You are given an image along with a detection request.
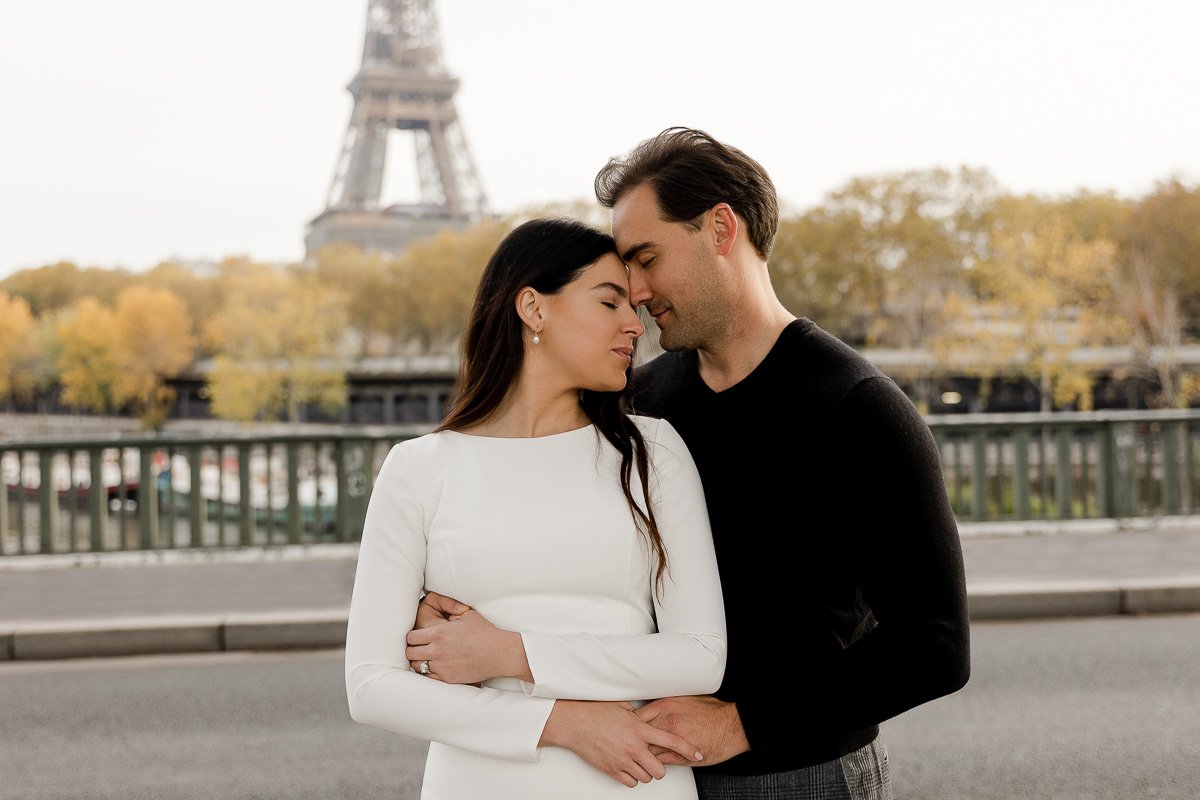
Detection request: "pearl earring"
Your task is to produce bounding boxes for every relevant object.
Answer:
[532,330,541,345]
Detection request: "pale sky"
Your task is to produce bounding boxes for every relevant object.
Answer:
[2,0,1198,278]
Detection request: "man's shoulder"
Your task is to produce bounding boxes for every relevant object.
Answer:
[630,350,693,415]
[786,319,877,371]
[775,319,887,405]
[634,349,692,383]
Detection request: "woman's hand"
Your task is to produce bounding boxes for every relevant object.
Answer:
[406,609,531,685]
[413,591,471,630]
[540,700,705,788]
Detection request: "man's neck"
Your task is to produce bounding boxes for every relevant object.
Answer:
[696,304,796,393]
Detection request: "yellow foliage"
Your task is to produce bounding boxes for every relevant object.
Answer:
[111,285,197,429]
[392,219,512,350]
[204,263,349,422]
[207,358,287,422]
[962,197,1128,409]
[55,298,121,412]
[1178,374,1200,408]
[0,292,39,401]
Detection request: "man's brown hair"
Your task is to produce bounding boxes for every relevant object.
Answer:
[594,127,779,260]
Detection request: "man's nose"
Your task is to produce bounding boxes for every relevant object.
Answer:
[627,265,652,307]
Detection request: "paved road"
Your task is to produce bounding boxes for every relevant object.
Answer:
[883,613,1200,799]
[3,614,1197,800]
[0,650,425,800]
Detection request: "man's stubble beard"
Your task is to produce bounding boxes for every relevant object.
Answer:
[655,246,735,353]
[655,293,734,353]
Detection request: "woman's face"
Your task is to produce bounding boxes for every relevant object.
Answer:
[536,253,645,393]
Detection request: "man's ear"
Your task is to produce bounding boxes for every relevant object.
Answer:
[709,203,739,256]
[515,287,543,333]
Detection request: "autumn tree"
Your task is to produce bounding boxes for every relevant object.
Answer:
[389,219,511,351]
[774,167,998,409]
[110,285,197,429]
[55,297,122,413]
[971,196,1129,411]
[0,261,132,316]
[26,311,68,413]
[1112,179,1200,407]
[204,263,349,422]
[309,243,393,357]
[770,205,881,344]
[0,292,40,409]
[137,261,222,354]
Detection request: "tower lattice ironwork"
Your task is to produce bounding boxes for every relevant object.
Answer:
[305,0,489,257]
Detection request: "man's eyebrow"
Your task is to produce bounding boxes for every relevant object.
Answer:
[591,281,629,298]
[620,241,653,263]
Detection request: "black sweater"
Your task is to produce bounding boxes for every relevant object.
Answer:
[631,318,970,775]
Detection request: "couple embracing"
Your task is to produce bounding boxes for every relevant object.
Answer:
[344,127,971,800]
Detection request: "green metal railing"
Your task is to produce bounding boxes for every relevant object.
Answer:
[6,410,1200,557]
[0,428,425,557]
[927,409,1200,522]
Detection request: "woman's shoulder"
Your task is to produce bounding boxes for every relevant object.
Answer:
[381,430,457,470]
[629,414,691,455]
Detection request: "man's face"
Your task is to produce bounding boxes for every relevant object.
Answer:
[610,183,731,352]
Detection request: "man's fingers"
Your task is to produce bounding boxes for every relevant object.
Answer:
[647,729,703,764]
[656,752,692,767]
[422,592,471,616]
[633,700,662,722]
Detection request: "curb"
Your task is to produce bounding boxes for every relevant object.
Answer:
[957,514,1200,538]
[967,576,1200,620]
[1,609,349,662]
[4,579,1200,662]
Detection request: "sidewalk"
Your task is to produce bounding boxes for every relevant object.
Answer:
[3,519,1200,661]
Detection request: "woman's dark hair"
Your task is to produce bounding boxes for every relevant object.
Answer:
[437,218,668,586]
[594,126,780,260]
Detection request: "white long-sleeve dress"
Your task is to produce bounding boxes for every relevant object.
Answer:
[345,416,727,799]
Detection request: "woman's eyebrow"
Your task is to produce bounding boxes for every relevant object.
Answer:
[590,281,629,298]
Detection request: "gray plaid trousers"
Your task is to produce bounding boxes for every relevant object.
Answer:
[694,738,892,800]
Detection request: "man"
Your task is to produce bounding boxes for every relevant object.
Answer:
[415,127,970,798]
[593,127,970,798]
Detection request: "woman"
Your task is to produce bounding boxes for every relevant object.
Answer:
[344,218,727,799]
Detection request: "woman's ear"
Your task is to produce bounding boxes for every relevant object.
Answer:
[515,287,543,334]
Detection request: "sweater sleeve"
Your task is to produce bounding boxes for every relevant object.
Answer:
[344,442,555,762]
[737,377,971,752]
[518,419,728,701]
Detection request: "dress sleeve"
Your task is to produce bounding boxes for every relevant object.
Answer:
[518,419,727,701]
[344,441,555,762]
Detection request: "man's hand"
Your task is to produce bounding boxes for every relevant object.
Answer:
[541,700,705,788]
[413,591,472,630]
[636,695,749,767]
[406,609,530,685]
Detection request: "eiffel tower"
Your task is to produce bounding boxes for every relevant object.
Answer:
[305,0,489,258]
